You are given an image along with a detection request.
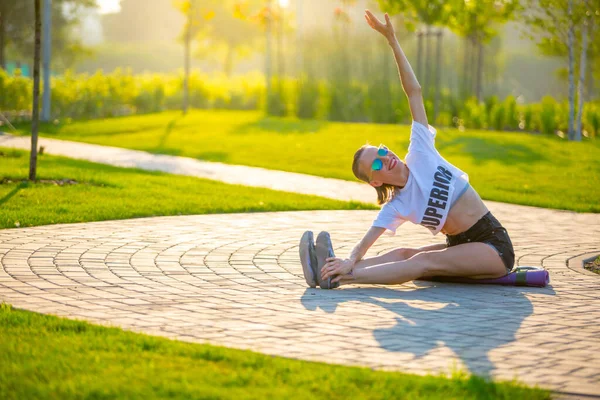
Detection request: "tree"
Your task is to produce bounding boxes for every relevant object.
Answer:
[185,1,263,76]
[522,0,592,140]
[378,0,450,119]
[0,0,96,71]
[206,1,263,76]
[102,0,184,43]
[30,0,42,181]
[447,0,520,101]
[378,0,448,85]
[0,2,32,69]
[174,0,217,113]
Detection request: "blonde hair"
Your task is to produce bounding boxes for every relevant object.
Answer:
[352,144,400,206]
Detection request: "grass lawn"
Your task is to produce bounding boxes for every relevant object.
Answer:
[0,147,374,229]
[13,109,600,213]
[0,303,550,400]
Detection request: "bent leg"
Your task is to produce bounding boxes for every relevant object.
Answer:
[341,242,506,286]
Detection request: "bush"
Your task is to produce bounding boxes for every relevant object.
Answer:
[266,79,287,117]
[539,96,558,135]
[1,68,598,142]
[462,97,486,129]
[296,76,321,120]
[503,95,519,130]
[491,104,505,131]
[327,81,368,122]
[366,80,395,124]
[522,104,536,132]
[585,103,600,138]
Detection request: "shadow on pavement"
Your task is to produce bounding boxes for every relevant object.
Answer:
[300,283,556,377]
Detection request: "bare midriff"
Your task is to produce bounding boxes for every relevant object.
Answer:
[441,185,489,236]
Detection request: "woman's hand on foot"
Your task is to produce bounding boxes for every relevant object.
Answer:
[322,257,354,282]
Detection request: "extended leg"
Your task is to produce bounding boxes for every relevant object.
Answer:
[352,242,447,271]
[339,242,506,286]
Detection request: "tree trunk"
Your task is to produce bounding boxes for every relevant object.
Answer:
[30,0,42,181]
[463,37,470,99]
[434,30,442,122]
[424,26,431,100]
[224,44,234,76]
[0,11,5,70]
[295,0,302,77]
[567,0,575,140]
[470,36,477,97]
[182,4,191,114]
[417,30,423,82]
[475,38,484,102]
[265,0,272,107]
[576,15,588,141]
[277,5,284,79]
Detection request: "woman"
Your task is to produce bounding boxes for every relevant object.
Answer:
[300,10,514,290]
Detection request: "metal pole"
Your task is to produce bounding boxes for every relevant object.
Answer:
[41,0,52,122]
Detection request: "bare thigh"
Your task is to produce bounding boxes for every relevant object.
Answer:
[419,242,508,279]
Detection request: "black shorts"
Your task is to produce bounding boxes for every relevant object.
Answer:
[445,211,515,273]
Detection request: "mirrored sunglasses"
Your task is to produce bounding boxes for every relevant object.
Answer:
[371,145,389,171]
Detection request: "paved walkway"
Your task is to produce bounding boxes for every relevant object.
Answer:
[1,134,600,396]
[0,134,373,204]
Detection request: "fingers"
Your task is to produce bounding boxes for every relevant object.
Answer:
[321,265,339,280]
[365,9,383,26]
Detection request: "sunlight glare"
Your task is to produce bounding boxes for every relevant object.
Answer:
[97,0,121,14]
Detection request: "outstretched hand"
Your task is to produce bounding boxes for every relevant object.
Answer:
[364,10,396,42]
[321,257,354,283]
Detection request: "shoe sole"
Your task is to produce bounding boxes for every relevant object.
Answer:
[299,231,317,288]
[315,231,339,289]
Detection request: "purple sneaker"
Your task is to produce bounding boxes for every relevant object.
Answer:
[299,231,318,288]
[315,231,340,289]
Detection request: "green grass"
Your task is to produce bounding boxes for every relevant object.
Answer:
[0,303,550,400]
[12,109,600,212]
[0,147,374,229]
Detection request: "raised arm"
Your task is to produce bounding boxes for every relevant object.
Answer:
[321,226,385,282]
[365,10,428,126]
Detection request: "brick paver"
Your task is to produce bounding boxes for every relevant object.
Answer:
[1,203,599,395]
[1,134,600,395]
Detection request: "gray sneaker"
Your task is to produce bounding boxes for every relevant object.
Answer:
[315,231,340,289]
[299,231,318,288]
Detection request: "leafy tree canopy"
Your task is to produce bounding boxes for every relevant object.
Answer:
[0,0,96,70]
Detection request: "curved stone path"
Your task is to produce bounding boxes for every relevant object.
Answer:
[1,201,599,396]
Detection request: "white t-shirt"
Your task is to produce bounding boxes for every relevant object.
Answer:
[372,121,470,236]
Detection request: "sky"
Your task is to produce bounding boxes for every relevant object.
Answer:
[97,0,121,14]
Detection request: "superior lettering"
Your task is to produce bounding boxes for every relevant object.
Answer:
[421,166,453,231]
